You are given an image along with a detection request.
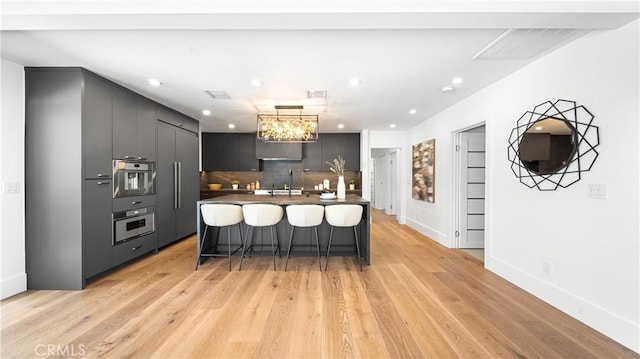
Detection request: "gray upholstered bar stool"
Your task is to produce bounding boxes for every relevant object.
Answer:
[196,204,244,271]
[284,205,325,271]
[240,204,284,271]
[324,204,364,271]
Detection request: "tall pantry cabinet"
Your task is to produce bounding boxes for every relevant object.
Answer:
[25,68,113,289]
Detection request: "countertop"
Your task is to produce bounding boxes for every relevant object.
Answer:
[198,193,369,205]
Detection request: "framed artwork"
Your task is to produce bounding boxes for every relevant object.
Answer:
[412,139,435,202]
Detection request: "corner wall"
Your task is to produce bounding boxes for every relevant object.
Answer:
[404,20,639,352]
[1,58,26,299]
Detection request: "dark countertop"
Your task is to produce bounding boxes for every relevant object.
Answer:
[198,193,369,205]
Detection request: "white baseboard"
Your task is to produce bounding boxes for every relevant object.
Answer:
[487,256,639,354]
[403,217,449,247]
[1,273,27,300]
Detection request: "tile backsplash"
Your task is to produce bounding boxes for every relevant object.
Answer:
[200,161,361,190]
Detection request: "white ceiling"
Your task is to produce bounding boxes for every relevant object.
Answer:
[1,1,638,133]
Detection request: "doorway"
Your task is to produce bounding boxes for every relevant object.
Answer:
[371,148,399,216]
[454,125,486,253]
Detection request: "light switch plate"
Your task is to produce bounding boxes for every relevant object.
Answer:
[2,182,21,194]
[588,183,606,199]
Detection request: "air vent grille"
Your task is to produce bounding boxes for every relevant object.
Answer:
[203,89,232,99]
[473,28,588,60]
[306,90,327,99]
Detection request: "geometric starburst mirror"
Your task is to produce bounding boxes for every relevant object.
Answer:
[508,99,600,191]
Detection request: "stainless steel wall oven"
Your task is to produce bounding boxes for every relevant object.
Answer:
[113,159,156,198]
[113,207,155,245]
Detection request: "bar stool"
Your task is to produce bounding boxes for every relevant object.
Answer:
[284,205,325,271]
[324,204,363,271]
[196,204,244,271]
[241,204,284,271]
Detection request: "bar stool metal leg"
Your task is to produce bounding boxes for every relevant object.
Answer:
[285,226,295,271]
[314,226,321,271]
[324,226,335,271]
[353,226,362,271]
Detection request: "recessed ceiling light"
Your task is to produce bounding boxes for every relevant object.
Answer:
[390,124,396,128]
[338,124,344,129]
[202,109,211,116]
[147,78,162,86]
[349,78,361,87]
[441,86,454,93]
[452,77,463,85]
[251,79,263,87]
[228,124,236,129]
[535,126,543,130]
[409,109,417,115]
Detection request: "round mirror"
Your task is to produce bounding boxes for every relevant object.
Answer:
[518,117,577,175]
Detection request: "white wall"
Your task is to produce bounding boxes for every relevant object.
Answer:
[1,58,26,299]
[403,20,639,352]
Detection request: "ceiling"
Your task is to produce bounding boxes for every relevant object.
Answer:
[1,1,638,133]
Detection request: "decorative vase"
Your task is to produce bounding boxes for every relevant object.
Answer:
[232,184,239,190]
[349,184,355,190]
[337,175,346,199]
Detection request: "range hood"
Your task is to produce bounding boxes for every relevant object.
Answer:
[255,139,302,160]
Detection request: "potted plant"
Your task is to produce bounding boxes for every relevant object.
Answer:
[231,180,240,190]
[348,179,357,190]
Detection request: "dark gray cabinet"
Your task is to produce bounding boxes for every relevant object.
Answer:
[157,106,199,133]
[83,179,113,278]
[25,67,114,289]
[302,136,323,171]
[83,71,113,179]
[202,132,259,171]
[340,133,361,172]
[157,120,199,248]
[113,88,157,161]
[237,133,260,171]
[301,133,360,172]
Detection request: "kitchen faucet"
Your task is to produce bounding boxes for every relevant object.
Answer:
[288,169,293,197]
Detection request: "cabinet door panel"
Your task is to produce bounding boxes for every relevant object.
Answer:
[340,133,361,171]
[321,134,340,171]
[112,87,138,159]
[237,133,259,171]
[176,129,199,239]
[83,73,113,179]
[302,136,322,171]
[157,121,177,247]
[83,179,113,278]
[137,97,157,161]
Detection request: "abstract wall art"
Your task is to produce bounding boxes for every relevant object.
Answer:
[412,139,435,202]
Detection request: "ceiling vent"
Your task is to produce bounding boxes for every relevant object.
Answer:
[306,90,327,99]
[472,28,588,60]
[203,89,232,99]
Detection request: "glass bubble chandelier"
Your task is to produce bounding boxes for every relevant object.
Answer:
[257,105,318,143]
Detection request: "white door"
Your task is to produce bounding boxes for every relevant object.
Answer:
[458,127,486,248]
[386,151,398,215]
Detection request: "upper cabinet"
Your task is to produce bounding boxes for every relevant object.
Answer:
[112,87,157,161]
[202,132,260,171]
[303,133,360,171]
[156,106,199,134]
[82,71,114,179]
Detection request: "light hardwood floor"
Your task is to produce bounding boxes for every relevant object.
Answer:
[1,210,637,358]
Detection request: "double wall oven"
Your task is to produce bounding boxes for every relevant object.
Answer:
[112,159,156,245]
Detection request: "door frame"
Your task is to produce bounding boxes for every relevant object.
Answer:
[451,122,486,248]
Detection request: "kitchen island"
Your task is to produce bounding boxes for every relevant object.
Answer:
[196,194,370,267]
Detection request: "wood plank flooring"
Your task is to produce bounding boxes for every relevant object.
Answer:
[1,209,637,358]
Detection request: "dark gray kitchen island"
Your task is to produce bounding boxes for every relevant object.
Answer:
[196,194,371,267]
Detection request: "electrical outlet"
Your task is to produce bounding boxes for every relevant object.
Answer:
[588,183,606,199]
[3,182,21,194]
